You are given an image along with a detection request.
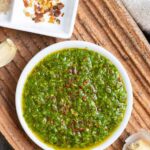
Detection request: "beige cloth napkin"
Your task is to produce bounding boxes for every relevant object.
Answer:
[121,0,150,33]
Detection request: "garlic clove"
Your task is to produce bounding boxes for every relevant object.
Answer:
[123,130,150,150]
[0,39,17,68]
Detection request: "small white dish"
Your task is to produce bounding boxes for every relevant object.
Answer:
[16,41,133,150]
[0,0,79,38]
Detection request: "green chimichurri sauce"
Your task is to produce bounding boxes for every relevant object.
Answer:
[22,48,127,149]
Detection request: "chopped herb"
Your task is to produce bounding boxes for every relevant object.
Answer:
[22,48,127,149]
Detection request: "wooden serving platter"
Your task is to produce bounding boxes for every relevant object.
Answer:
[0,0,150,149]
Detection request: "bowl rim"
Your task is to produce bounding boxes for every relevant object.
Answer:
[15,41,133,150]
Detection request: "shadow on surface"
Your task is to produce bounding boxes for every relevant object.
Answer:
[144,32,150,43]
[0,133,13,150]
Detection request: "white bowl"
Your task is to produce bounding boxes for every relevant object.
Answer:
[16,41,133,150]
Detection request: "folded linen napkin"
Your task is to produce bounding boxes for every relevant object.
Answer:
[121,0,150,33]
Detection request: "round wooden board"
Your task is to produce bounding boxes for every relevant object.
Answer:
[0,0,150,150]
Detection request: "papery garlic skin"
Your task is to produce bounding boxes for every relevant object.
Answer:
[128,139,150,150]
[123,130,150,150]
[0,39,17,67]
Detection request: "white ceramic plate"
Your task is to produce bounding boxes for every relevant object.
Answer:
[16,41,133,150]
[0,0,79,38]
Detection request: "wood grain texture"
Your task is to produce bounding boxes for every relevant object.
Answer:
[0,0,150,150]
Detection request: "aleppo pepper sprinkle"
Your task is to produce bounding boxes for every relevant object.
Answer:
[23,0,64,24]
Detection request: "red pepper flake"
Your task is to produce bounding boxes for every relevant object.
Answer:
[118,76,122,81]
[56,19,61,24]
[65,84,70,88]
[83,80,89,85]
[61,12,64,17]
[57,3,64,10]
[23,0,29,7]
[49,16,55,23]
[73,128,85,133]
[23,0,65,24]
[33,12,43,23]
[25,12,31,17]
[79,86,83,90]
[82,96,86,101]
[54,9,61,17]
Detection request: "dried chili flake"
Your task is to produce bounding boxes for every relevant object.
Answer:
[25,11,31,17]
[57,3,64,10]
[56,19,60,24]
[23,0,29,7]
[61,12,64,17]
[23,0,64,24]
[49,16,55,23]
